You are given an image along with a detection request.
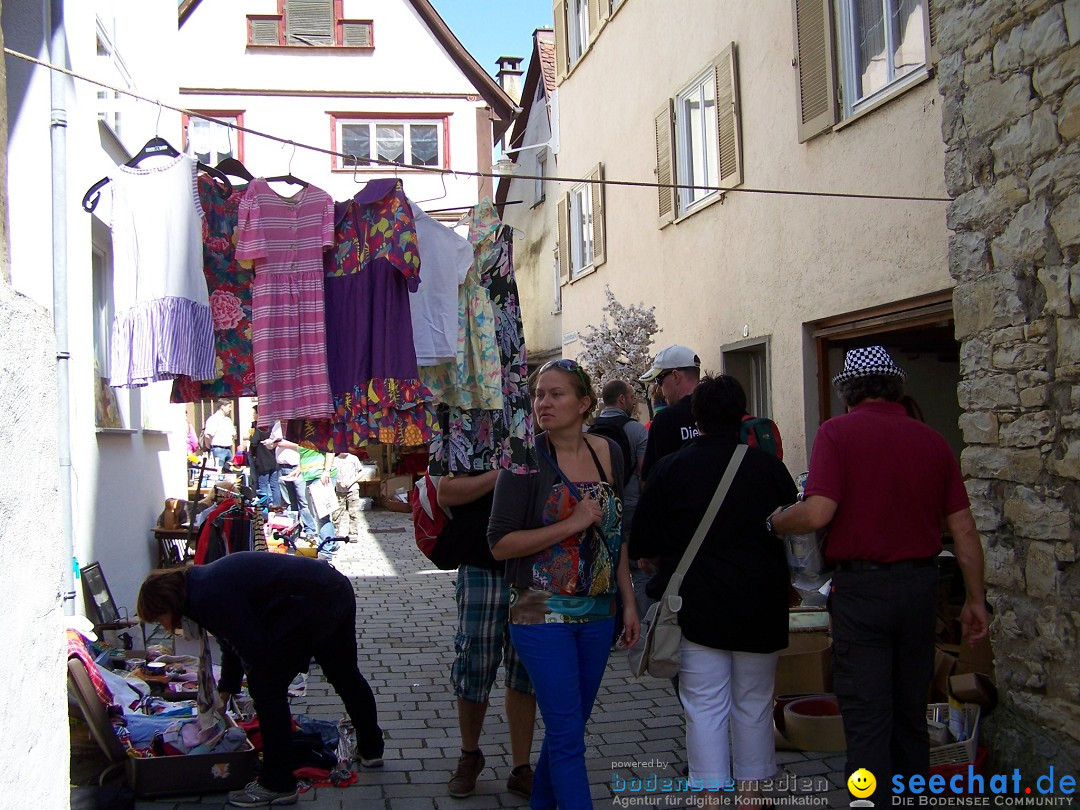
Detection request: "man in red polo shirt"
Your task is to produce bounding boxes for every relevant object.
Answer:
[768,346,988,797]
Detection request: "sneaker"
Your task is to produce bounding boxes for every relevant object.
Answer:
[227,780,298,807]
[448,750,485,798]
[506,764,533,799]
[360,755,384,768]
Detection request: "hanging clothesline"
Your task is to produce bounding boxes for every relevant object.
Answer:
[4,46,952,204]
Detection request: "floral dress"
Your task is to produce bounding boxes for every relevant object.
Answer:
[172,175,256,402]
[428,199,536,474]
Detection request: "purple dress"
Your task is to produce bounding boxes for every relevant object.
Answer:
[292,179,437,451]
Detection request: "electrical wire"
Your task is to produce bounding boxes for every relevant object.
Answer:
[5,46,952,204]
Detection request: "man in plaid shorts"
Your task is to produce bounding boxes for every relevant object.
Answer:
[438,471,536,799]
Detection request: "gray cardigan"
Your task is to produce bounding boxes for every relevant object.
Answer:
[487,432,625,590]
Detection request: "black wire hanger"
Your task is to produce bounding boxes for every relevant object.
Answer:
[82,135,234,213]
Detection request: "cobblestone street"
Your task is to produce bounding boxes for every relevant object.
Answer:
[108,511,849,809]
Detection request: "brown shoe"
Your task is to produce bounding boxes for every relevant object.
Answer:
[448,750,485,798]
[506,764,533,799]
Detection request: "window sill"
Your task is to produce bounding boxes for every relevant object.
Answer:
[246,45,373,53]
[668,188,728,227]
[332,165,445,173]
[96,428,137,435]
[569,265,597,284]
[531,196,545,209]
[833,66,933,133]
[142,429,171,436]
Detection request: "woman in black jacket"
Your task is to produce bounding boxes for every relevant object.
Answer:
[137,552,384,807]
[630,375,796,807]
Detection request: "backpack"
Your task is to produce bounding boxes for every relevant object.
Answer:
[588,413,636,485]
[408,473,459,570]
[740,415,783,460]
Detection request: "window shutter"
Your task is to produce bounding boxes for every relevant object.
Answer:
[285,0,334,45]
[554,0,569,81]
[926,0,941,65]
[557,193,571,285]
[714,42,743,189]
[342,21,373,47]
[249,17,281,46]
[791,0,837,143]
[590,163,606,268]
[654,100,676,227]
[588,0,603,42]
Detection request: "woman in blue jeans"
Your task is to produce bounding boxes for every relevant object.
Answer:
[488,359,640,809]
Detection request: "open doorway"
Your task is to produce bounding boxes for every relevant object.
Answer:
[811,291,962,458]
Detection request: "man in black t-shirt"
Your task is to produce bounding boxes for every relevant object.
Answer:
[639,345,702,483]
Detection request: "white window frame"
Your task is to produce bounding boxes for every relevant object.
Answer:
[836,0,929,117]
[534,150,547,206]
[569,0,589,64]
[568,182,594,279]
[186,115,241,166]
[92,238,133,431]
[335,118,445,170]
[93,15,132,144]
[674,68,720,214]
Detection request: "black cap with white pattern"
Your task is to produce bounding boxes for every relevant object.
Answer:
[831,345,907,387]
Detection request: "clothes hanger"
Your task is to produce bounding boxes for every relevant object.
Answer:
[214,127,254,182]
[215,156,254,182]
[264,141,308,188]
[82,107,233,212]
[413,170,448,206]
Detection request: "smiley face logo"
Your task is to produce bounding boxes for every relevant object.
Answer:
[847,768,877,798]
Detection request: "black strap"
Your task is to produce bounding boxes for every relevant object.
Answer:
[545,435,608,486]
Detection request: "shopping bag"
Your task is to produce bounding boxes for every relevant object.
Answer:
[628,576,684,679]
[305,479,339,520]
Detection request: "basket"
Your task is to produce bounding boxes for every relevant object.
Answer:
[927,703,981,766]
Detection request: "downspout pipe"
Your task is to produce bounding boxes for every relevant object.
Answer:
[47,0,75,615]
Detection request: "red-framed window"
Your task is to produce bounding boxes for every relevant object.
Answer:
[330,113,450,171]
[247,0,374,48]
[181,111,245,165]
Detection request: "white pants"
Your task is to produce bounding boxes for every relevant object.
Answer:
[679,637,779,787]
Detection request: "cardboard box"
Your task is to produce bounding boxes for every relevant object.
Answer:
[774,633,832,695]
[380,475,413,507]
[948,672,997,710]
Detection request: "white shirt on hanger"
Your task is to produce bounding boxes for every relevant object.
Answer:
[409,205,473,367]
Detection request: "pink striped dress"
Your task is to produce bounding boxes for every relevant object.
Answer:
[235,180,335,426]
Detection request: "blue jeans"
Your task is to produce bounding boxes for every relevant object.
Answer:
[510,617,615,810]
[279,467,315,534]
[211,446,231,468]
[255,469,281,507]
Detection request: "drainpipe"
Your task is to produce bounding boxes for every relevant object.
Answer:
[47,0,75,615]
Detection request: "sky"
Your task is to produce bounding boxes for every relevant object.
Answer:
[428,0,554,78]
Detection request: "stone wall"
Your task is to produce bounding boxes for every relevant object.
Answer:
[939,0,1080,776]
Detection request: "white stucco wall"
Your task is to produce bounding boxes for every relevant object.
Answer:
[178,0,494,209]
[502,82,561,360]
[5,0,189,622]
[1,3,68,802]
[551,0,951,472]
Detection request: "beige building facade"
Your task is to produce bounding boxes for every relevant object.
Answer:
[521,0,960,472]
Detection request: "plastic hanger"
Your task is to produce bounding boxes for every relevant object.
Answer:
[82,123,233,213]
[215,156,254,182]
[265,142,308,188]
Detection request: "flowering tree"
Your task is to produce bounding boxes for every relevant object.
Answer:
[578,286,661,411]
